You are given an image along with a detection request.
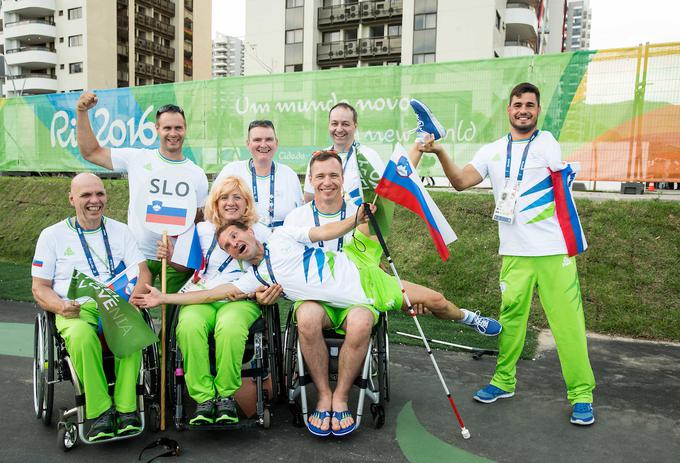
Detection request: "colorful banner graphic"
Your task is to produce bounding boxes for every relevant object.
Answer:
[1,43,679,181]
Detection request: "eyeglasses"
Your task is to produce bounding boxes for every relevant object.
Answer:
[155,104,185,118]
[138,438,181,463]
[248,119,275,131]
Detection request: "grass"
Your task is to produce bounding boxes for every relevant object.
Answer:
[2,176,680,348]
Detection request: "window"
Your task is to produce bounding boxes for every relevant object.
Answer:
[68,7,82,20]
[59,10,64,16]
[323,31,341,43]
[285,64,303,72]
[388,24,401,37]
[344,28,358,40]
[369,25,384,37]
[285,29,303,44]
[415,13,436,30]
[413,53,435,64]
[59,37,64,43]
[60,64,65,70]
[68,35,83,47]
[496,11,501,31]
[287,0,304,7]
[69,62,83,74]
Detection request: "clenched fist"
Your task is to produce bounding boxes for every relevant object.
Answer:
[76,91,98,112]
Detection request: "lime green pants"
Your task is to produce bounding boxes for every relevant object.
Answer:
[56,302,141,419]
[175,300,261,404]
[491,255,596,404]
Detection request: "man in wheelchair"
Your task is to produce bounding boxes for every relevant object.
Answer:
[136,202,502,436]
[31,173,152,441]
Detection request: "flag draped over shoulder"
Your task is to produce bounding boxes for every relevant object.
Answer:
[171,224,204,271]
[67,270,158,357]
[375,144,457,261]
[550,164,587,257]
[355,148,395,236]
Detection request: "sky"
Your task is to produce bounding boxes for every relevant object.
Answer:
[212,0,680,50]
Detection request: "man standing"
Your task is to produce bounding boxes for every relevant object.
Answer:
[76,94,209,293]
[425,82,596,425]
[303,103,385,206]
[32,173,151,441]
[214,120,302,229]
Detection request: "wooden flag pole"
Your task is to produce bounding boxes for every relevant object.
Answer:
[160,231,168,431]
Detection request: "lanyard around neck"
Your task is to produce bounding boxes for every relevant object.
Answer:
[249,159,276,226]
[342,141,357,175]
[252,243,278,287]
[311,200,346,251]
[74,218,115,279]
[505,130,539,183]
[203,234,233,275]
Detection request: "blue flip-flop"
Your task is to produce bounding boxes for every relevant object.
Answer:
[306,410,332,437]
[331,410,356,437]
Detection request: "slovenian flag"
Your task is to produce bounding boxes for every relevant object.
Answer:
[107,264,139,302]
[375,144,457,261]
[551,164,587,257]
[32,260,44,268]
[145,200,187,226]
[171,224,204,271]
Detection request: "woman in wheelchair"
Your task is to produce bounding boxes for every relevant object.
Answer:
[150,176,271,426]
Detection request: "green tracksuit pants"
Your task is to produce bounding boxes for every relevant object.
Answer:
[56,302,141,419]
[175,300,261,404]
[490,255,596,404]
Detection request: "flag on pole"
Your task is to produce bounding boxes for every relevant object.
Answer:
[107,265,139,302]
[171,223,204,271]
[375,144,457,261]
[67,270,158,357]
[550,164,588,257]
[356,149,396,237]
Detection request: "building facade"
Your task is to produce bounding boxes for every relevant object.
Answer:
[212,32,244,78]
[564,0,590,51]
[0,0,211,97]
[244,0,566,75]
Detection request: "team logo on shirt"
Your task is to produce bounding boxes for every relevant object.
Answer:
[64,247,74,256]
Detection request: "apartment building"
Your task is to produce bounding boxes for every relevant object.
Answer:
[564,0,590,51]
[244,0,566,75]
[212,32,244,78]
[0,0,211,97]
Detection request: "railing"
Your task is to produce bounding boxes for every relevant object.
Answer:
[506,2,535,12]
[5,18,55,26]
[6,46,55,53]
[317,36,401,62]
[137,0,176,16]
[135,13,175,38]
[135,37,175,60]
[504,40,534,49]
[135,62,175,81]
[318,1,402,27]
[6,73,57,80]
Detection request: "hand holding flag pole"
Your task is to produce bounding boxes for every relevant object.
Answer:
[363,204,470,439]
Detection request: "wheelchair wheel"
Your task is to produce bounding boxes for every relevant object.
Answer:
[33,314,45,419]
[57,421,77,451]
[282,320,303,427]
[376,315,390,404]
[42,314,55,426]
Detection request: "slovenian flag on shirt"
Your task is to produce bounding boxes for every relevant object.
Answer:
[171,224,204,271]
[550,164,587,257]
[375,144,457,261]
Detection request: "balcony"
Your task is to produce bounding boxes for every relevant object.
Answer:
[2,0,56,17]
[135,13,175,38]
[505,2,538,42]
[359,0,403,23]
[4,46,57,69]
[503,40,535,57]
[317,36,401,63]
[137,0,176,16]
[135,37,175,60]
[318,1,403,29]
[3,19,56,41]
[4,73,58,94]
[318,3,360,29]
[117,44,128,56]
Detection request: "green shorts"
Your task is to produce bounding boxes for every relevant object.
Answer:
[293,230,403,335]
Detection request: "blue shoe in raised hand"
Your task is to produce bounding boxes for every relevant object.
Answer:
[409,98,447,141]
[570,402,595,426]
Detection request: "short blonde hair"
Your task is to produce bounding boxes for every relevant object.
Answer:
[205,176,259,228]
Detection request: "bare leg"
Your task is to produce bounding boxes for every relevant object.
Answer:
[296,301,332,431]
[332,306,373,432]
[401,280,464,320]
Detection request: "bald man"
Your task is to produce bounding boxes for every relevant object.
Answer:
[32,173,151,441]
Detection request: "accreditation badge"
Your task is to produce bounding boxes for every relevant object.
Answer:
[178,278,207,294]
[492,182,520,224]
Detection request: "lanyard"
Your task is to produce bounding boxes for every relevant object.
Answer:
[249,159,276,227]
[311,200,346,251]
[74,218,115,279]
[505,130,539,183]
[252,243,278,287]
[203,235,233,274]
[342,141,357,175]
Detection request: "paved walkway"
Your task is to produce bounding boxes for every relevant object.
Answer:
[2,300,679,462]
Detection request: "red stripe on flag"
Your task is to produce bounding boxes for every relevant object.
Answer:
[145,214,186,226]
[550,170,578,257]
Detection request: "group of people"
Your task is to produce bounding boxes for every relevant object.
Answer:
[31,81,595,444]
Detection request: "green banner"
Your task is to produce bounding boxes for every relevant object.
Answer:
[67,270,158,357]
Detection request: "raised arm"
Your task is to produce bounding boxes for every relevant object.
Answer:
[76,91,113,170]
[422,141,482,191]
[307,203,375,242]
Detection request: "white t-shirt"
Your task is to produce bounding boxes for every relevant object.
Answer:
[111,148,209,260]
[231,226,371,309]
[194,221,271,289]
[303,143,385,205]
[213,160,303,228]
[32,217,145,300]
[469,130,571,256]
[283,200,358,252]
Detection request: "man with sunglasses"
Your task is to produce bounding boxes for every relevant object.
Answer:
[76,93,209,294]
[213,120,302,229]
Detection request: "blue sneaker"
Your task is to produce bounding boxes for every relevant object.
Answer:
[409,99,446,141]
[473,384,515,403]
[570,403,595,425]
[468,311,502,336]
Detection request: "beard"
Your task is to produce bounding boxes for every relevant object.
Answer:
[509,117,537,134]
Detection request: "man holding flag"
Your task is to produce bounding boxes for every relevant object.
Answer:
[31,173,152,441]
[420,83,596,426]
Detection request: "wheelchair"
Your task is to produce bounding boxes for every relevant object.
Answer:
[166,302,283,431]
[283,307,390,430]
[32,309,160,451]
